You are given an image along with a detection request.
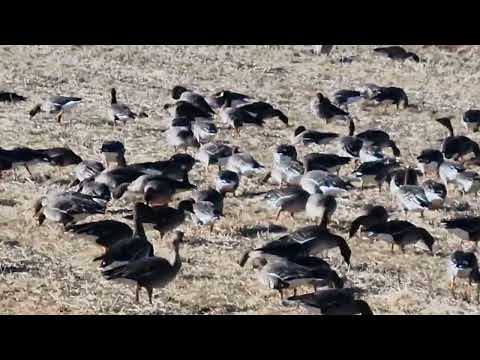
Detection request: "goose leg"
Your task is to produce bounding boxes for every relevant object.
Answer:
[391,243,395,254]
[450,277,457,298]
[135,284,141,303]
[147,287,154,305]
[209,223,214,233]
[293,288,297,297]
[24,165,34,179]
[55,111,64,123]
[275,208,282,221]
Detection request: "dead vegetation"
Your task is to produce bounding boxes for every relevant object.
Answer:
[1,45,480,314]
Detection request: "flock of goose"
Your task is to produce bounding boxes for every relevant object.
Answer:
[2,45,480,314]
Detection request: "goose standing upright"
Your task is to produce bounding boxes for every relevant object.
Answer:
[110,88,137,125]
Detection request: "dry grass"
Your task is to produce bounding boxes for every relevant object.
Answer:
[1,45,480,314]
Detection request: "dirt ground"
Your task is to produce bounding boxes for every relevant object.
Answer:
[1,45,479,314]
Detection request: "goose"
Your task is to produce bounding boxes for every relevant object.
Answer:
[250,255,344,300]
[100,140,126,168]
[206,90,251,110]
[421,180,447,209]
[171,86,215,116]
[441,217,480,248]
[395,184,431,217]
[112,174,196,206]
[237,101,289,126]
[180,198,221,232]
[218,104,265,136]
[39,147,83,168]
[192,188,224,215]
[303,153,351,174]
[97,203,154,271]
[123,202,189,239]
[263,186,310,220]
[239,225,351,266]
[310,93,351,124]
[163,101,213,120]
[292,126,339,147]
[110,88,137,125]
[224,150,264,176]
[454,170,480,196]
[333,89,365,111]
[436,117,480,161]
[102,231,184,305]
[65,220,133,255]
[215,170,240,196]
[0,146,50,178]
[369,86,409,111]
[358,145,385,163]
[70,160,105,186]
[283,288,374,315]
[273,144,298,163]
[463,109,480,132]
[338,120,364,160]
[300,170,354,196]
[367,221,434,254]
[129,154,196,179]
[305,193,337,226]
[267,157,304,187]
[447,251,480,301]
[416,149,465,184]
[195,142,234,171]
[77,178,111,202]
[165,125,200,152]
[34,191,106,226]
[351,119,401,157]
[353,158,398,191]
[373,46,420,62]
[192,118,218,144]
[29,95,82,122]
[349,205,389,238]
[0,91,27,103]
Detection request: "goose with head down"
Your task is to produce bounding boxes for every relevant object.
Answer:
[436,117,480,161]
[300,169,354,196]
[310,92,351,124]
[349,205,389,239]
[29,95,82,123]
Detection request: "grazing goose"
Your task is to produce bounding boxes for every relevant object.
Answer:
[353,158,398,191]
[441,217,480,248]
[283,288,373,315]
[110,88,137,125]
[163,100,213,120]
[369,86,409,111]
[436,117,480,161]
[303,153,351,174]
[250,255,344,300]
[130,154,196,179]
[113,174,196,206]
[237,101,289,126]
[0,91,26,103]
[70,160,105,186]
[192,188,224,216]
[448,251,480,301]
[310,93,351,124]
[454,171,480,196]
[358,145,385,163]
[368,221,434,254]
[180,198,221,232]
[0,146,50,178]
[267,157,304,187]
[124,202,188,238]
[239,225,351,266]
[218,104,265,135]
[215,170,240,196]
[395,184,431,217]
[206,90,251,110]
[195,142,234,171]
[417,149,464,184]
[165,125,200,152]
[338,121,364,160]
[65,220,133,254]
[300,170,354,196]
[34,191,106,226]
[273,144,298,163]
[349,205,389,238]
[29,95,82,122]
[263,186,310,220]
[224,150,264,176]
[102,231,184,305]
[333,89,365,111]
[305,193,337,226]
[463,109,480,132]
[171,86,215,116]
[97,203,154,270]
[351,119,401,157]
[77,178,112,202]
[100,140,127,168]
[192,118,218,144]
[39,147,83,167]
[291,126,339,148]
[373,46,420,62]
[421,180,447,209]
